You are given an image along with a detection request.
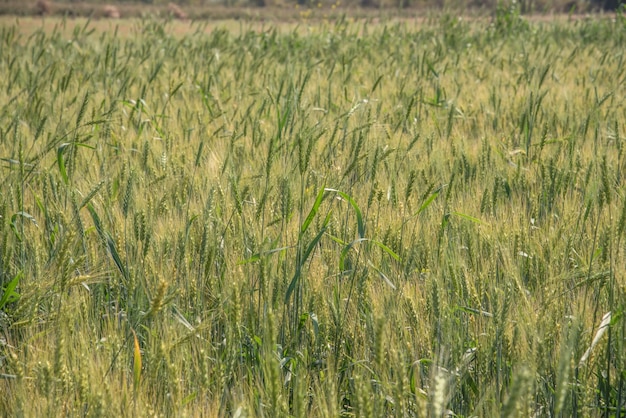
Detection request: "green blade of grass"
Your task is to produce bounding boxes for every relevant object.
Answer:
[0,271,22,309]
[451,211,484,224]
[301,187,326,236]
[57,143,70,185]
[86,204,128,281]
[326,189,365,239]
[238,246,291,265]
[105,232,128,282]
[370,239,401,262]
[326,233,348,246]
[286,212,331,303]
[414,185,444,217]
[86,203,104,240]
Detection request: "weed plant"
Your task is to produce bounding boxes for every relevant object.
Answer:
[0,15,625,417]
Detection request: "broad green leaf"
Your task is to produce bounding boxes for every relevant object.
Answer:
[301,188,325,236]
[86,204,128,281]
[0,271,22,309]
[370,239,401,262]
[57,143,70,185]
[106,232,128,281]
[86,204,104,240]
[338,191,365,239]
[326,233,348,246]
[413,185,444,218]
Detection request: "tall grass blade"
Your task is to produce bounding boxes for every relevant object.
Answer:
[301,187,325,236]
[86,203,128,280]
[326,189,365,239]
[285,212,331,303]
[57,143,70,185]
[0,271,21,309]
[410,185,444,220]
[452,211,484,225]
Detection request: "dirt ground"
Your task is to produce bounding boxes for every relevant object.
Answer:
[0,11,618,39]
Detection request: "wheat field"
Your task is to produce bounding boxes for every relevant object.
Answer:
[0,13,625,417]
